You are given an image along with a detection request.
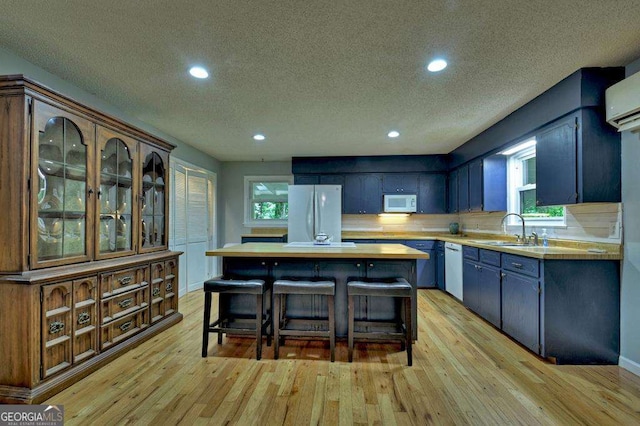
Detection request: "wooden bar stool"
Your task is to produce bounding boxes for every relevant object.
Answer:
[347,277,413,366]
[202,278,272,360]
[273,278,336,362]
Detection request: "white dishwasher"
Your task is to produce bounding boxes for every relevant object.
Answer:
[444,242,463,301]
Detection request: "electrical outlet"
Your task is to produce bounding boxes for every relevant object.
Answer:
[609,222,620,239]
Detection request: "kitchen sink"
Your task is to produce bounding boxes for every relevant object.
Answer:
[469,240,532,247]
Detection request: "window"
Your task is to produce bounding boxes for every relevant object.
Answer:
[244,176,292,226]
[505,139,565,226]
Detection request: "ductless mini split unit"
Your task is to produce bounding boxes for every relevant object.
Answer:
[606,70,640,132]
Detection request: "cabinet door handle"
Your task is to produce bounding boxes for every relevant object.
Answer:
[368,263,374,268]
[118,298,134,309]
[118,275,133,286]
[511,262,523,269]
[77,312,91,325]
[119,321,133,332]
[49,321,65,334]
[87,187,94,198]
[356,263,361,268]
[501,273,507,278]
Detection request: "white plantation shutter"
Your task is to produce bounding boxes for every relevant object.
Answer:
[173,165,187,246]
[187,172,208,243]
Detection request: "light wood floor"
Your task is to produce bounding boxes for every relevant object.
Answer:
[46,289,640,425]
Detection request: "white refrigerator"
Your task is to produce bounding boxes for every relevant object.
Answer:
[287,185,342,243]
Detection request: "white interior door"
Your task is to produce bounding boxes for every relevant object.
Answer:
[186,171,208,292]
[170,159,217,296]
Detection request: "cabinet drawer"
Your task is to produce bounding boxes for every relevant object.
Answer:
[101,286,149,324]
[405,240,436,251]
[101,309,149,350]
[463,246,479,261]
[502,254,539,278]
[100,266,149,298]
[479,249,501,267]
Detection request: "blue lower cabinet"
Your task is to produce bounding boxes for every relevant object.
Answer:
[502,270,540,353]
[405,240,436,288]
[463,260,480,312]
[479,264,501,328]
[436,245,445,290]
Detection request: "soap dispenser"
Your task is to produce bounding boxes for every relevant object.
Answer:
[542,228,549,247]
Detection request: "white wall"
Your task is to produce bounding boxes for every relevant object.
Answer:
[219,161,292,245]
[619,58,640,375]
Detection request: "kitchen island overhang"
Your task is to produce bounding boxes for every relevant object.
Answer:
[206,243,429,339]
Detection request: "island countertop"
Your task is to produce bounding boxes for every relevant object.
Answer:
[206,242,430,260]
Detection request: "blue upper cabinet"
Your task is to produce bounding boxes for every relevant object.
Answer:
[294,174,320,185]
[457,164,470,212]
[536,115,578,206]
[535,109,620,206]
[382,173,418,193]
[417,173,447,214]
[453,156,506,213]
[344,174,382,214]
[448,169,459,213]
[468,159,483,211]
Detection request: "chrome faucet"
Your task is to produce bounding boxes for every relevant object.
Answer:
[501,213,526,243]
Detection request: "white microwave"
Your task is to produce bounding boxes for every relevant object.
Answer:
[383,194,417,213]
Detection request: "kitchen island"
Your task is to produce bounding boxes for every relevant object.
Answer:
[205,243,429,338]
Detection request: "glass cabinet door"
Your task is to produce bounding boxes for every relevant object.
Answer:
[96,127,137,259]
[140,147,169,252]
[32,101,95,268]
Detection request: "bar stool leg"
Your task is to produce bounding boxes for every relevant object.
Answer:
[405,297,412,366]
[328,295,335,362]
[348,295,355,362]
[202,290,212,357]
[217,294,224,345]
[266,289,272,347]
[273,293,281,360]
[398,298,405,351]
[256,293,263,360]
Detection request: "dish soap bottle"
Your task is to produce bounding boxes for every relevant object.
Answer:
[542,228,549,247]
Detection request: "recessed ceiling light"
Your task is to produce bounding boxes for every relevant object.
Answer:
[253,134,266,141]
[189,66,209,79]
[427,59,447,72]
[387,130,400,138]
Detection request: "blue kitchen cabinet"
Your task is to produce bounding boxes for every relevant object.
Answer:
[344,174,382,214]
[535,115,578,206]
[435,242,445,290]
[294,174,320,185]
[241,235,287,243]
[405,240,436,288]
[468,159,483,212]
[462,248,502,328]
[320,174,345,186]
[535,109,621,206]
[418,173,447,214]
[458,165,470,212]
[502,269,540,353]
[448,169,459,213]
[456,156,506,213]
[382,173,418,193]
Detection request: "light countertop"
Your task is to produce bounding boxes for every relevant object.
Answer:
[341,232,622,260]
[206,243,430,260]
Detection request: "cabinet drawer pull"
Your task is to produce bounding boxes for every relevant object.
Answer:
[118,298,134,309]
[49,321,65,334]
[152,287,161,297]
[119,320,133,332]
[77,312,90,325]
[166,282,173,292]
[511,262,523,269]
[118,275,133,286]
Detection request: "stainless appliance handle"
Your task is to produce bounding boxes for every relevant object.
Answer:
[446,247,460,252]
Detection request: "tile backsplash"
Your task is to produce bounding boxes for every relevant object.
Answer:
[342,202,622,243]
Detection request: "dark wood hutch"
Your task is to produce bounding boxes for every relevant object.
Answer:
[0,75,182,403]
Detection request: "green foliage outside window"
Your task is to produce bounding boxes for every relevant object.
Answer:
[252,202,288,220]
[520,189,564,218]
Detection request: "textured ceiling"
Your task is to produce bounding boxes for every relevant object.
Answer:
[1,1,640,161]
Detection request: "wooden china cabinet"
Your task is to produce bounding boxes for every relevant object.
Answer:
[0,75,182,404]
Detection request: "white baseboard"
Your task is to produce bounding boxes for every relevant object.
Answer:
[619,356,640,377]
